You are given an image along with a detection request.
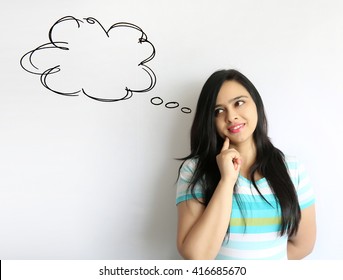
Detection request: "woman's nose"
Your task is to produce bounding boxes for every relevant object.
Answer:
[226,109,238,123]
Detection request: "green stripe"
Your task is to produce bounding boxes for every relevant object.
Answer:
[230,216,281,227]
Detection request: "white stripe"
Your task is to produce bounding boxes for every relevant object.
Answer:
[298,163,306,173]
[226,232,286,242]
[298,176,310,189]
[218,242,287,259]
[298,189,314,203]
[236,185,274,196]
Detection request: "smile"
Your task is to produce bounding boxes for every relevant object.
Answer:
[228,123,245,133]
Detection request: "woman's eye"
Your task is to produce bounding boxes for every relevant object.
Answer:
[236,100,245,107]
[214,108,224,117]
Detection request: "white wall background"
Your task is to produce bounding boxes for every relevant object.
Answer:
[0,0,342,259]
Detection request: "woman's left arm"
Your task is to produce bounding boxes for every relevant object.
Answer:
[287,204,316,259]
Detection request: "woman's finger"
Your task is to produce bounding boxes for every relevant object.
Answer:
[221,137,230,152]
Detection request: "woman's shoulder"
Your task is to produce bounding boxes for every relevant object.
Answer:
[176,157,204,204]
[283,154,314,207]
[283,154,298,165]
[282,154,305,171]
[177,157,201,186]
[180,157,199,172]
[282,154,310,185]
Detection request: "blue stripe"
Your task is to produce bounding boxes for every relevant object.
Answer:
[297,183,312,196]
[300,198,315,210]
[237,176,267,186]
[178,177,191,184]
[176,193,204,204]
[286,161,298,169]
[228,224,281,234]
[232,200,279,210]
[298,171,308,182]
[230,208,281,218]
[233,193,278,201]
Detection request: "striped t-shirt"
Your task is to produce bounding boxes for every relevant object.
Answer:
[176,156,315,260]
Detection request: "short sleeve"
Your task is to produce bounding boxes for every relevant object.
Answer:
[176,158,204,205]
[286,156,315,210]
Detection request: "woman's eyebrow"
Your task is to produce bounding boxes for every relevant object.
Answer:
[229,95,249,103]
[215,95,249,107]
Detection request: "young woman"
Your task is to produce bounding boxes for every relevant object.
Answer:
[176,69,316,260]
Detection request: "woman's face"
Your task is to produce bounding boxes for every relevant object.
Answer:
[214,80,258,146]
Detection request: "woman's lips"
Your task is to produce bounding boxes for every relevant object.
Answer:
[228,123,245,133]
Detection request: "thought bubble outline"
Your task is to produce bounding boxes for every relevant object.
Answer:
[20,15,157,102]
[150,97,192,114]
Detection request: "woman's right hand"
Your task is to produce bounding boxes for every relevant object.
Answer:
[216,137,242,184]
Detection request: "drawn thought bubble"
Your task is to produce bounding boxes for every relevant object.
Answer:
[20,16,156,102]
[20,16,192,113]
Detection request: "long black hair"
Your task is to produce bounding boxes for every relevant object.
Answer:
[179,69,301,236]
